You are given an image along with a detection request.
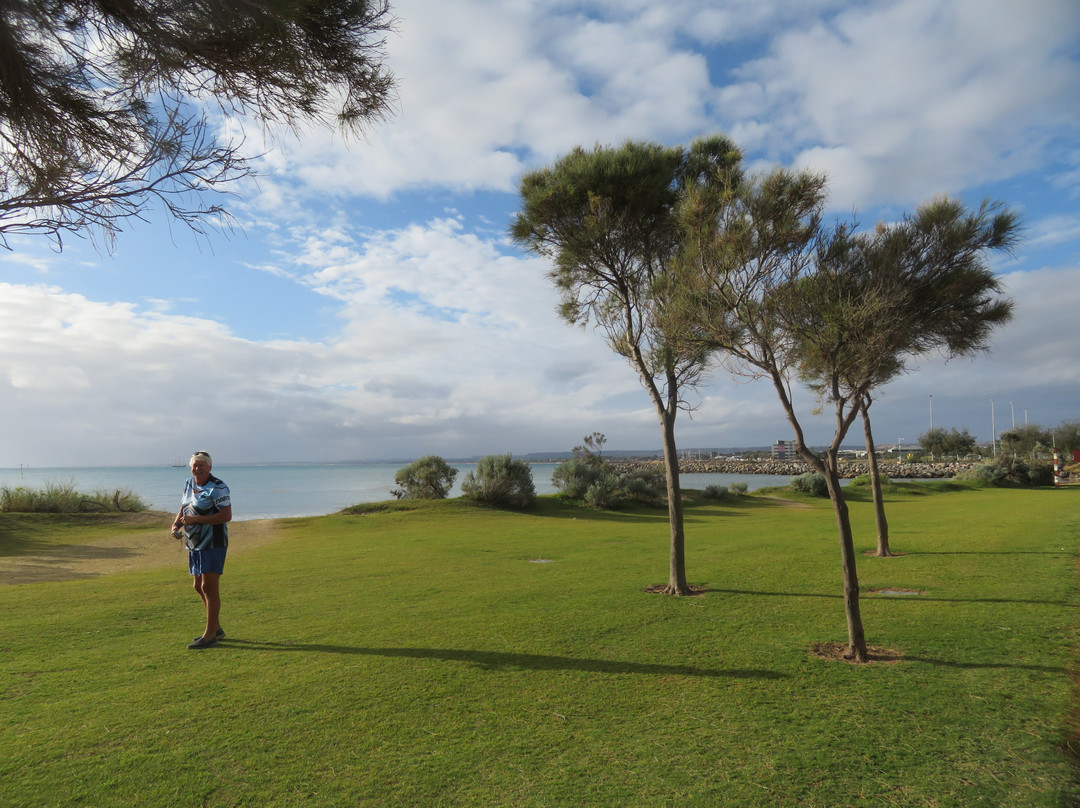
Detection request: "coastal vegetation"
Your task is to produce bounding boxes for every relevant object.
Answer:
[512,136,742,596]
[1,483,1077,806]
[514,132,1017,662]
[391,455,458,500]
[460,454,537,508]
[0,481,145,513]
[552,437,665,508]
[0,0,396,248]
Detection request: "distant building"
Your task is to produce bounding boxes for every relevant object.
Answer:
[772,440,789,460]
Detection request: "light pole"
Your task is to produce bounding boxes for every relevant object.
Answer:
[991,399,997,457]
[1010,401,1015,429]
[929,395,934,460]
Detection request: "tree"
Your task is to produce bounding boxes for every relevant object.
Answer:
[840,200,1016,556]
[573,432,607,463]
[511,136,741,595]
[0,0,396,250]
[1052,421,1080,457]
[392,455,458,500]
[669,169,1018,661]
[920,427,978,458]
[919,427,947,456]
[999,424,1053,458]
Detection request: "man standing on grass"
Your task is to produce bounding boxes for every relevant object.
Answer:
[172,451,232,650]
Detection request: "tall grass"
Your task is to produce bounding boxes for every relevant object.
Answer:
[1,485,1078,806]
[0,481,146,513]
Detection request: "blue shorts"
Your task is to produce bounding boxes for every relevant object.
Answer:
[189,545,227,576]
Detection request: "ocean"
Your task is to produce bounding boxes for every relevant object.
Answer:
[0,463,795,521]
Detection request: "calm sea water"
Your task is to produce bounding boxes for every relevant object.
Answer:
[0,463,794,521]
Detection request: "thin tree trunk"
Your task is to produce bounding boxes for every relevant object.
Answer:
[862,407,891,557]
[659,410,690,595]
[823,454,869,662]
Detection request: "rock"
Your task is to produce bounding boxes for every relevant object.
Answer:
[608,458,976,479]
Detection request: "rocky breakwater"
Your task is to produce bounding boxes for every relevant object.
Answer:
[610,458,976,479]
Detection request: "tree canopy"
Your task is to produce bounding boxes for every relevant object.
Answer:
[0,0,396,249]
[919,427,979,457]
[667,167,1019,660]
[510,135,742,595]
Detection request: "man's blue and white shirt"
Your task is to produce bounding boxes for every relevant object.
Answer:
[180,475,230,551]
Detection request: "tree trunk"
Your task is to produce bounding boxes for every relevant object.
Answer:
[770,372,870,660]
[862,408,891,557]
[822,454,869,662]
[659,411,691,595]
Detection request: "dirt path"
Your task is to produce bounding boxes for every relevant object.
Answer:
[0,514,284,585]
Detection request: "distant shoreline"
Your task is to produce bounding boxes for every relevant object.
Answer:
[610,458,976,479]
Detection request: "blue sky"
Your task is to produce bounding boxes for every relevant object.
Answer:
[1,0,1078,467]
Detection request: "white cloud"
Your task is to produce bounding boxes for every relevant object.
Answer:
[728,0,1080,207]
[1,0,1076,470]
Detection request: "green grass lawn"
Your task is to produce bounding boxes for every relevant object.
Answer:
[2,485,1078,807]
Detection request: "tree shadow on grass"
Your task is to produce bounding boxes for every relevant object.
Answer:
[902,655,1067,675]
[224,641,788,680]
[707,587,1075,608]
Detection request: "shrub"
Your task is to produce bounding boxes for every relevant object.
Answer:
[955,463,999,485]
[850,473,894,490]
[703,484,730,501]
[583,476,620,509]
[956,457,1047,487]
[730,481,748,495]
[791,472,828,498]
[619,468,663,504]
[0,482,146,513]
[553,460,663,508]
[552,458,606,499]
[1028,462,1055,487]
[392,455,458,499]
[460,454,536,508]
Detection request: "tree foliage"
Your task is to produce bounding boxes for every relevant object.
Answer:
[919,427,978,457]
[511,136,742,594]
[667,167,1019,661]
[460,454,536,509]
[392,455,458,500]
[0,0,396,249]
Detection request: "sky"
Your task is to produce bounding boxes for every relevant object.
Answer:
[1,0,1078,467]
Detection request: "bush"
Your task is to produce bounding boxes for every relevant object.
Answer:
[1028,462,1055,487]
[619,467,663,504]
[552,460,663,508]
[583,475,620,509]
[703,484,730,501]
[955,463,999,485]
[955,456,1051,487]
[552,458,606,499]
[460,454,536,508]
[392,455,458,499]
[791,472,828,498]
[0,482,146,513]
[730,481,748,495]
